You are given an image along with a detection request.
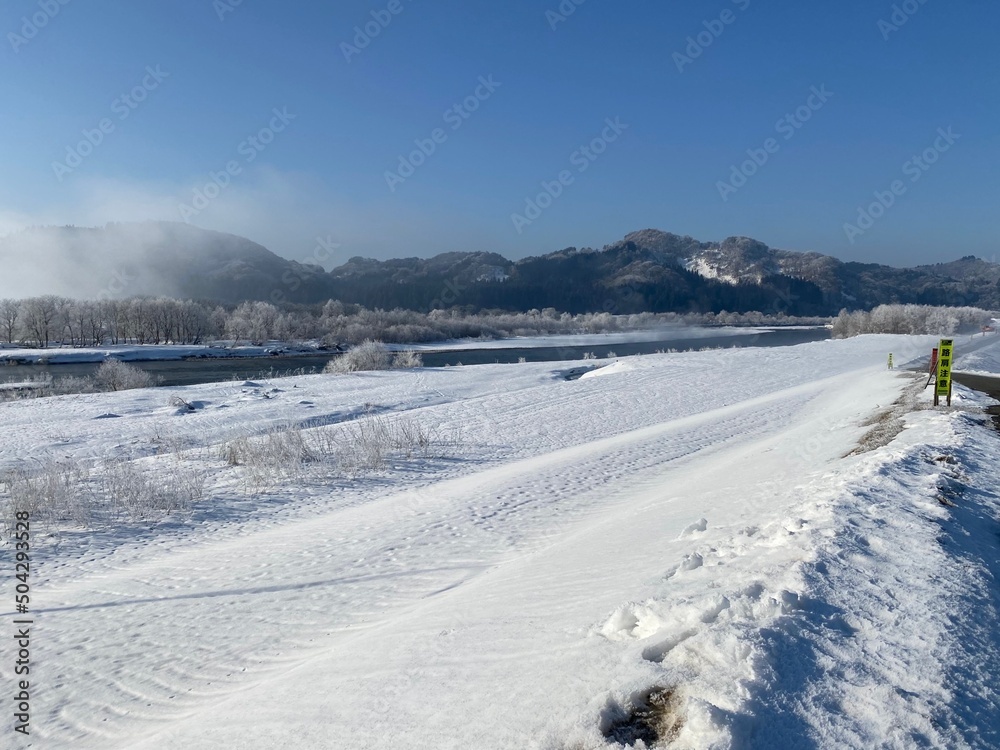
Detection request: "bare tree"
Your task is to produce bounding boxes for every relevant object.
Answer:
[88,302,109,345]
[66,300,91,347]
[176,300,210,344]
[126,298,155,344]
[23,296,59,348]
[0,299,20,344]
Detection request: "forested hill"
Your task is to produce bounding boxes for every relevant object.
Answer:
[2,223,998,315]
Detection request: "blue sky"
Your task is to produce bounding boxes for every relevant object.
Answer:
[1,0,997,268]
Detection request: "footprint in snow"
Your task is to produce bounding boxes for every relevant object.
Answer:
[642,629,698,663]
[678,518,708,538]
[600,603,665,641]
[665,552,704,579]
[679,552,704,572]
[700,594,731,623]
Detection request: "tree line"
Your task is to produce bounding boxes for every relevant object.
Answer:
[0,295,830,349]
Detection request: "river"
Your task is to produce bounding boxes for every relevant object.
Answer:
[0,327,830,389]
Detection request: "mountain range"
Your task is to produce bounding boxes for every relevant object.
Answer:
[1,222,997,316]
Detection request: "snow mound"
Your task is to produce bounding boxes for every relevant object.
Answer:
[579,360,632,379]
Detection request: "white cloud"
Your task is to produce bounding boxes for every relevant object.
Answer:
[0,167,521,294]
[1,168,392,265]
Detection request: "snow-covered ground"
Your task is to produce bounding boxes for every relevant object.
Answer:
[1,334,998,749]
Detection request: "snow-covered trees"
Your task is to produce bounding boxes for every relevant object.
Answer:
[831,304,993,338]
[830,309,865,338]
[10,295,987,351]
[868,304,910,335]
[227,301,281,346]
[0,297,231,348]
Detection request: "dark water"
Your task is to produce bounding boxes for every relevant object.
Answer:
[0,327,830,389]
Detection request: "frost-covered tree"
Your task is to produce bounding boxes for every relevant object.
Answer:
[23,295,60,348]
[832,304,993,338]
[227,301,280,345]
[0,299,21,344]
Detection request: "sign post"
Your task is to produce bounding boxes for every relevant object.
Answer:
[935,339,954,407]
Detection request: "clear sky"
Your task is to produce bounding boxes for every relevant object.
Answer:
[1,0,997,268]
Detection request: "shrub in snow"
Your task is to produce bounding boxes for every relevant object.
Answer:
[95,359,154,391]
[0,454,205,532]
[170,395,196,412]
[222,428,315,469]
[100,458,205,520]
[324,340,393,373]
[327,415,434,475]
[54,375,98,395]
[0,375,99,402]
[1,462,91,531]
[220,415,437,494]
[324,341,423,373]
[392,350,423,369]
[221,426,323,494]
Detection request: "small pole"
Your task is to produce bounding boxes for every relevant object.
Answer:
[925,348,938,389]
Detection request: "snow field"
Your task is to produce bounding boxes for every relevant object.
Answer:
[0,333,997,748]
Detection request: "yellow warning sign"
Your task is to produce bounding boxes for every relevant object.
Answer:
[936,339,954,397]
